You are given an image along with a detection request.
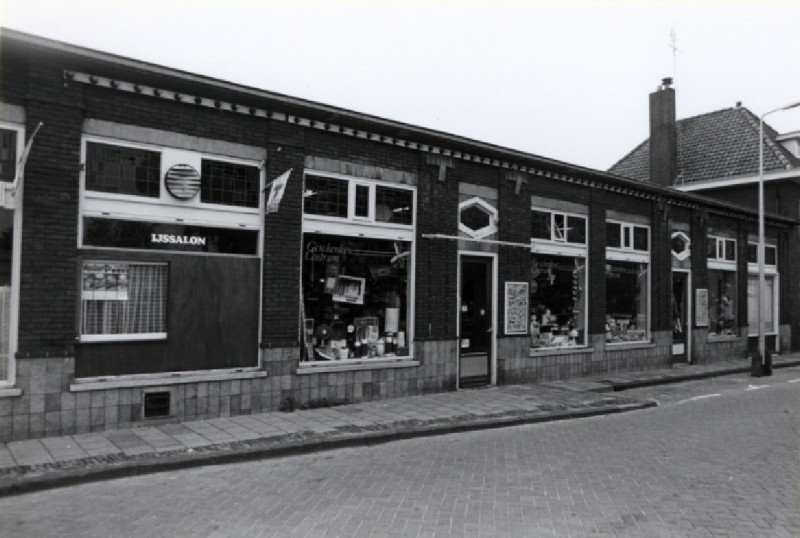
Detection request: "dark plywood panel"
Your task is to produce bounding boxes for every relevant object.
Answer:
[76,254,259,377]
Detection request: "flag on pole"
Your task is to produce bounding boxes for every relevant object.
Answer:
[265,168,292,214]
[12,121,44,192]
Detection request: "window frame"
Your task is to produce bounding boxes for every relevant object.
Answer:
[707,235,737,266]
[605,219,651,343]
[746,241,779,338]
[302,170,416,231]
[301,170,416,367]
[606,220,649,255]
[531,208,587,245]
[78,260,169,343]
[79,136,264,256]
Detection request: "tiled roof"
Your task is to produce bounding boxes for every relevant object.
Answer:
[609,106,799,183]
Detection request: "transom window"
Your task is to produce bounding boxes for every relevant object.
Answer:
[606,221,649,251]
[304,173,414,226]
[747,242,776,266]
[85,142,161,197]
[708,235,736,262]
[200,159,260,208]
[531,209,586,244]
[0,128,17,181]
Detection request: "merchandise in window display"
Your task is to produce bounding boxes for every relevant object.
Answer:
[605,261,649,343]
[529,256,586,349]
[303,234,409,361]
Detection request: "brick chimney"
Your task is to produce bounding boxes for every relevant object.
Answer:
[649,78,678,186]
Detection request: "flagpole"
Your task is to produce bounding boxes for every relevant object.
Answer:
[11,121,44,193]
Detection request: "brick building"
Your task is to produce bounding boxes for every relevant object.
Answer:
[1,30,796,441]
[611,79,800,353]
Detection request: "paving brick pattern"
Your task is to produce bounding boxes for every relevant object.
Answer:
[0,375,797,537]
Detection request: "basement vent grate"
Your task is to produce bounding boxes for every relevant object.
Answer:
[143,391,171,418]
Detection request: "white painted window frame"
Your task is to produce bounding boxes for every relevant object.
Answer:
[530,206,590,351]
[746,241,779,339]
[303,168,415,232]
[301,169,416,366]
[606,221,651,344]
[79,136,265,254]
[531,206,588,247]
[458,196,498,239]
[0,121,24,389]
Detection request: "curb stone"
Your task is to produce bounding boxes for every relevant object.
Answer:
[0,400,655,497]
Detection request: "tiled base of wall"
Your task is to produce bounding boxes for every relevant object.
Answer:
[498,332,673,384]
[0,341,458,441]
[691,329,748,365]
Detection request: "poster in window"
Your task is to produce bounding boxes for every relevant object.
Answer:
[332,275,365,304]
[504,281,529,335]
[82,262,130,301]
[695,288,709,327]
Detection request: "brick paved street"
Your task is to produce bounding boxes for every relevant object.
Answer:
[0,370,797,537]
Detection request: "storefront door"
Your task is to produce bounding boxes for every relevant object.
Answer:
[459,256,492,387]
[671,271,689,362]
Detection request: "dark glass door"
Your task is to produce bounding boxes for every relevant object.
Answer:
[459,256,492,387]
[672,272,688,362]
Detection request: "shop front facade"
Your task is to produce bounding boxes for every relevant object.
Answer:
[0,29,796,441]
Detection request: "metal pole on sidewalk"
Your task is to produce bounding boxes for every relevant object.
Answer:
[754,100,800,376]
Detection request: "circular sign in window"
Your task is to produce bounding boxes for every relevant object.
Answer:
[164,164,201,200]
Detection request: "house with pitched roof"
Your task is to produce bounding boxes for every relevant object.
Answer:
[610,79,800,353]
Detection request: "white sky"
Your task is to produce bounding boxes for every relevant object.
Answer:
[2,0,799,170]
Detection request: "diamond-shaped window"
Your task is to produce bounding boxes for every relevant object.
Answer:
[671,231,690,261]
[458,197,498,239]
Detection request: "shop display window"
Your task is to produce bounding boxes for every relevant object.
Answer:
[85,142,161,197]
[302,234,410,361]
[708,269,737,336]
[529,255,586,349]
[605,262,649,343]
[747,275,776,336]
[80,261,168,341]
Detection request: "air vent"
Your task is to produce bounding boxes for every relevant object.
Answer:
[143,391,171,418]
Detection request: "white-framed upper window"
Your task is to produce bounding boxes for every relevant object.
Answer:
[708,235,736,262]
[747,242,777,268]
[607,221,649,252]
[303,171,414,228]
[531,208,587,245]
[79,260,168,342]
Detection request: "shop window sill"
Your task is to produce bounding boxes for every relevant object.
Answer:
[297,357,419,375]
[0,387,22,398]
[529,346,593,357]
[706,335,740,343]
[71,369,268,392]
[605,341,656,350]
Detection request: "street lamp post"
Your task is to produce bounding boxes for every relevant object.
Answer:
[756,101,800,376]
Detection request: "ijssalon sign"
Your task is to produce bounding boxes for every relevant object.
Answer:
[151,233,207,246]
[83,217,258,255]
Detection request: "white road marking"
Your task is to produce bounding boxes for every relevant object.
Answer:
[677,393,721,405]
[746,384,770,390]
[787,378,800,384]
